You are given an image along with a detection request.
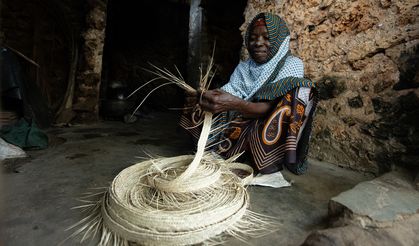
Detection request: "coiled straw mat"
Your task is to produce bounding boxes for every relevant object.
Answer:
[67,59,278,245]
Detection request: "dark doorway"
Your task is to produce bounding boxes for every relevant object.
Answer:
[203,0,247,88]
[101,0,190,118]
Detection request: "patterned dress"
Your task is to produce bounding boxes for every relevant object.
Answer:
[180,87,317,175]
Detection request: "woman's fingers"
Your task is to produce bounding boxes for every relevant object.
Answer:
[185,90,198,97]
[198,89,231,113]
[202,91,215,104]
[200,100,215,113]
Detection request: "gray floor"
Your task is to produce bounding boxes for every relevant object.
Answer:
[0,112,373,246]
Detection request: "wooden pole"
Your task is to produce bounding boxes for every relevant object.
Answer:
[187,0,203,89]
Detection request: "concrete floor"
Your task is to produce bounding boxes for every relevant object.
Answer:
[0,111,373,246]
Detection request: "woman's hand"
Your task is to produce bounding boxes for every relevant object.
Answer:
[200,89,276,118]
[199,89,242,114]
[183,90,199,114]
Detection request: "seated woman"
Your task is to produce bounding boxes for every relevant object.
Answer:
[181,13,317,175]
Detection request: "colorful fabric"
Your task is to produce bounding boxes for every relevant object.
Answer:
[180,87,317,174]
[245,13,290,60]
[218,87,316,174]
[254,76,315,101]
[253,18,266,27]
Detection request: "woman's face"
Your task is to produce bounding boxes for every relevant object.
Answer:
[248,24,271,64]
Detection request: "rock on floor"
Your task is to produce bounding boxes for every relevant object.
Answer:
[303,169,419,246]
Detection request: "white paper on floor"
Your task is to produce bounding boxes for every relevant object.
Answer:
[0,137,27,160]
[250,171,291,188]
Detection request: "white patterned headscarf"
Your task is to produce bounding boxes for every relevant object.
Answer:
[221,13,304,101]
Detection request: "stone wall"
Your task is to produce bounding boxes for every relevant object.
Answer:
[243,0,419,173]
[1,0,108,123]
[73,0,108,121]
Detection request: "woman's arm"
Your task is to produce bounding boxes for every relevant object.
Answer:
[200,89,275,118]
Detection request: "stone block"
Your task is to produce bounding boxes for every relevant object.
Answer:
[303,169,419,246]
[329,169,419,228]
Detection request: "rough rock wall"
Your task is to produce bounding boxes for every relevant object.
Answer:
[243,0,419,173]
[73,0,108,121]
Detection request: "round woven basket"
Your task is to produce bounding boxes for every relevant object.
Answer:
[101,155,249,245]
[70,113,277,246]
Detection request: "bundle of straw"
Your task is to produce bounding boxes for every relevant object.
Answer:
[68,55,278,245]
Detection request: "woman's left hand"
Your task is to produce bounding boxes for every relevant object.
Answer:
[183,90,199,114]
[199,89,242,114]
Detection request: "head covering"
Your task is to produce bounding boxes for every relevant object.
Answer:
[221,13,313,101]
[245,13,290,61]
[253,18,266,27]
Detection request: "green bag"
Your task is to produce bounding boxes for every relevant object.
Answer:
[0,118,48,149]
